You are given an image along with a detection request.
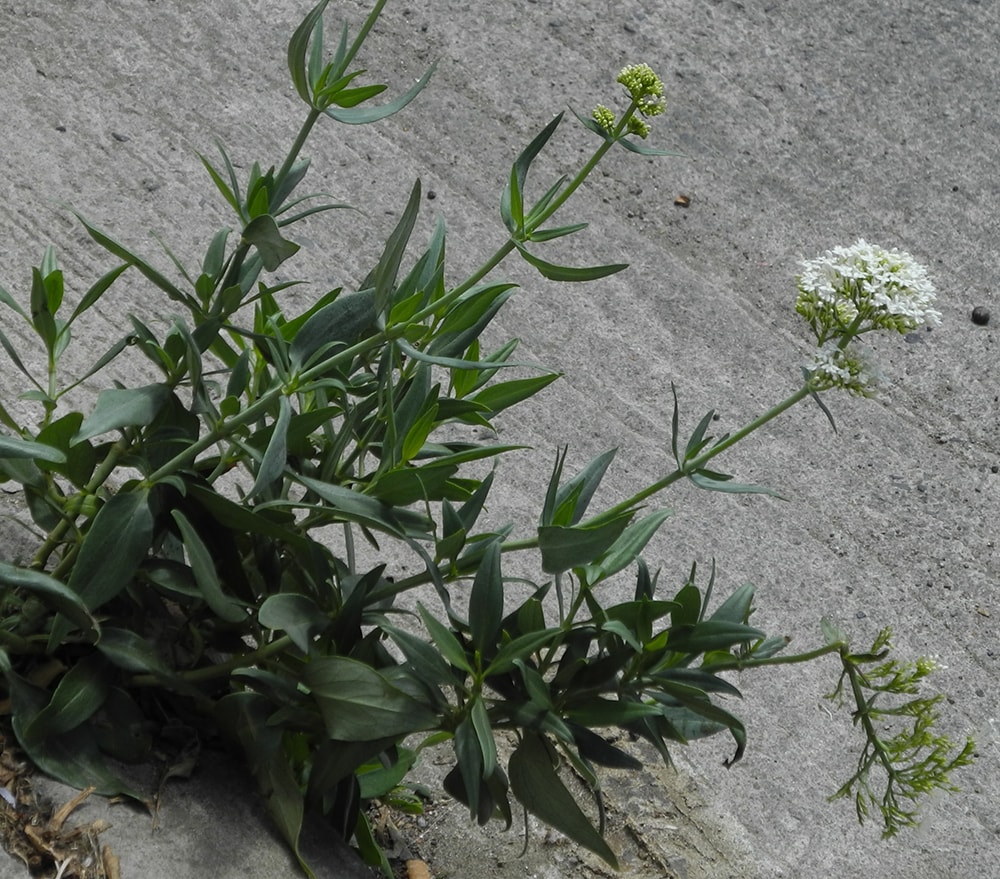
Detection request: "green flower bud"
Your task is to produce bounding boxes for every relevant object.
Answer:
[617,63,666,116]
[592,104,616,134]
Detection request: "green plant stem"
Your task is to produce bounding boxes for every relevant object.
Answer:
[702,639,845,673]
[129,633,295,688]
[841,650,898,778]
[274,108,323,199]
[524,101,637,235]
[406,104,639,328]
[603,382,816,519]
[30,435,132,571]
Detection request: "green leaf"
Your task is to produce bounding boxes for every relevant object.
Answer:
[516,245,627,283]
[67,262,130,326]
[509,733,618,867]
[0,651,151,807]
[295,474,433,537]
[616,136,686,157]
[323,60,437,124]
[427,283,516,360]
[304,656,437,740]
[469,539,503,653]
[538,510,634,575]
[548,448,618,527]
[72,212,198,310]
[526,222,589,243]
[258,593,330,653]
[484,628,561,676]
[357,746,417,799]
[22,655,109,743]
[382,623,459,690]
[73,383,171,443]
[0,562,98,639]
[583,509,673,583]
[289,288,376,369]
[417,603,473,674]
[666,620,765,654]
[216,692,314,879]
[248,394,292,499]
[373,180,421,317]
[470,373,561,416]
[288,0,332,104]
[46,488,154,651]
[0,435,66,463]
[171,509,248,623]
[708,582,755,625]
[501,113,563,234]
[687,468,782,497]
[564,698,663,727]
[242,214,301,272]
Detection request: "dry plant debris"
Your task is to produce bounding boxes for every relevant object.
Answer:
[0,728,120,879]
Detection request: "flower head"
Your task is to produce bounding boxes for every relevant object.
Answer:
[796,239,940,343]
[807,341,882,397]
[592,104,616,134]
[617,63,666,117]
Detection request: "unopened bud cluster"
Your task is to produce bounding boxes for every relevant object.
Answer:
[592,63,666,139]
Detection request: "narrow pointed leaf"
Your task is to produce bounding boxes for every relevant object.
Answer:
[0,562,98,638]
[171,509,247,623]
[0,436,65,463]
[516,245,627,282]
[469,539,503,653]
[323,61,436,124]
[509,734,618,867]
[248,395,292,499]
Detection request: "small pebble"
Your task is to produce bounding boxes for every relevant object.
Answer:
[971,306,990,325]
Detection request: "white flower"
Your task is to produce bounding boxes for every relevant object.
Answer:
[808,341,882,397]
[796,239,941,341]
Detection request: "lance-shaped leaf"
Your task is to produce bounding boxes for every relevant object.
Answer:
[0,435,65,463]
[289,288,376,369]
[373,180,421,317]
[0,562,98,638]
[509,733,618,867]
[304,656,437,740]
[538,509,635,575]
[0,651,150,807]
[216,692,314,878]
[501,113,563,235]
[71,212,198,310]
[73,383,171,444]
[47,488,153,650]
[21,655,108,744]
[469,539,503,654]
[583,508,673,583]
[516,244,627,283]
[247,394,292,499]
[323,61,437,124]
[288,0,332,104]
[294,474,433,537]
[171,509,248,624]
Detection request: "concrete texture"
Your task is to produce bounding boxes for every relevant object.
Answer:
[1,0,997,877]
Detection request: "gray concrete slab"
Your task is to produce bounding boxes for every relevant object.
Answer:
[1,1,997,877]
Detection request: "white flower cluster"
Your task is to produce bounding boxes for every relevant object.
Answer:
[796,239,941,341]
[808,341,882,397]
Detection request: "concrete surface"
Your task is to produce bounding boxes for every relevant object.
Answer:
[1,0,998,877]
